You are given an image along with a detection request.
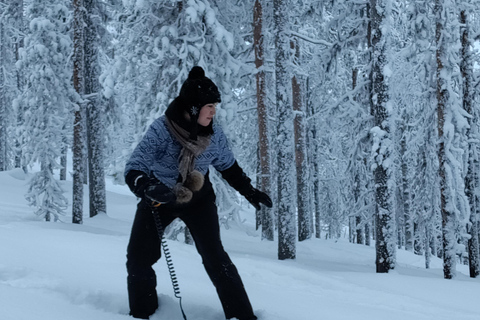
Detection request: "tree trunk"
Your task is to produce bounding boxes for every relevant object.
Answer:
[0,20,6,172]
[72,0,85,224]
[85,0,106,218]
[425,225,431,269]
[352,68,364,245]
[291,39,311,242]
[460,10,480,278]
[435,0,456,279]
[370,0,396,273]
[365,222,371,246]
[253,0,274,241]
[274,0,296,260]
[13,0,24,171]
[305,76,322,239]
[401,128,413,251]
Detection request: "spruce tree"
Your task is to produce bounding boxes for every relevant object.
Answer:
[18,0,74,221]
[274,0,296,260]
[370,0,396,273]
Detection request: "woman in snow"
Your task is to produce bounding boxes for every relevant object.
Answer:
[124,66,272,320]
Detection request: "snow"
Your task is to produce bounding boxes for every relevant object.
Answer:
[1,169,480,320]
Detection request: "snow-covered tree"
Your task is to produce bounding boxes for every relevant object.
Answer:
[274,0,296,260]
[459,8,479,278]
[0,0,24,171]
[84,0,106,218]
[435,0,469,279]
[0,2,12,171]
[253,0,274,240]
[370,0,396,273]
[72,0,86,224]
[17,0,74,221]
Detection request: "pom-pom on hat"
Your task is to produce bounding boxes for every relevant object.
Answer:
[176,66,221,140]
[179,66,221,113]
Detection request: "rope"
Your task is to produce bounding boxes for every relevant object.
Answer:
[152,209,188,320]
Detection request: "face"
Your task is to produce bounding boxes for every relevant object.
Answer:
[197,103,217,126]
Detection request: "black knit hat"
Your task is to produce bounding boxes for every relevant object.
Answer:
[176,66,221,140]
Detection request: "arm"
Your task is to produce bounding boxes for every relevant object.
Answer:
[124,117,168,179]
[211,125,272,210]
[220,161,272,210]
[124,118,175,204]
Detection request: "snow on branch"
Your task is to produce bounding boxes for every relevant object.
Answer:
[288,30,333,47]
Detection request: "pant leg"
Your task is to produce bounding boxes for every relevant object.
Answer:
[181,197,256,320]
[126,201,174,319]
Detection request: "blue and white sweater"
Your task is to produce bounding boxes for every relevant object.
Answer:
[124,115,236,189]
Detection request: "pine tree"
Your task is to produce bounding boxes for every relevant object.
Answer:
[274,0,296,260]
[84,0,106,218]
[12,0,26,171]
[291,38,311,242]
[435,0,469,279]
[253,0,274,241]
[0,4,9,171]
[17,0,73,221]
[370,0,396,273]
[72,0,85,224]
[460,9,479,278]
[0,1,23,171]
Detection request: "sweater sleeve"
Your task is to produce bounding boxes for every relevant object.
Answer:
[124,117,169,179]
[210,124,236,172]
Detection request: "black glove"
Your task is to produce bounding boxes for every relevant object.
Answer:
[144,183,176,206]
[243,185,273,210]
[220,162,273,210]
[126,170,150,198]
[126,170,176,206]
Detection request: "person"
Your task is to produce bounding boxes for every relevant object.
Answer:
[124,66,272,320]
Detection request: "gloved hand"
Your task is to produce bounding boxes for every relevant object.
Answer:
[126,171,175,206]
[128,172,150,198]
[243,186,273,210]
[144,182,176,206]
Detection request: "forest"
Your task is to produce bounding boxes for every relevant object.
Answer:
[1,0,480,280]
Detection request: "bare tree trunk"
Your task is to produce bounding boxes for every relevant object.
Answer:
[274,0,296,260]
[72,0,85,224]
[253,0,274,241]
[0,20,6,172]
[401,127,413,251]
[460,10,480,278]
[84,0,106,218]
[60,126,67,181]
[435,0,455,279]
[12,0,24,170]
[370,0,396,273]
[365,222,371,246]
[305,76,322,239]
[352,68,364,245]
[291,39,311,242]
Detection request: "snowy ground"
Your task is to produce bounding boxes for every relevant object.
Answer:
[1,168,479,320]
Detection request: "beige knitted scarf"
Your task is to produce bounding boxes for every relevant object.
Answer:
[165,117,211,202]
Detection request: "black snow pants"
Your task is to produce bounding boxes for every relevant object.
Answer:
[126,185,256,320]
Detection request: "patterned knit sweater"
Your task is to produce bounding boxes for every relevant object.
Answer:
[124,115,236,189]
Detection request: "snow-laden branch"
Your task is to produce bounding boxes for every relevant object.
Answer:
[307,78,371,122]
[289,30,333,47]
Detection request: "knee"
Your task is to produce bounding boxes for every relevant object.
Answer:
[203,253,240,281]
[126,254,159,277]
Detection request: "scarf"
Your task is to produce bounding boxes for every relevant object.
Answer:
[165,117,211,203]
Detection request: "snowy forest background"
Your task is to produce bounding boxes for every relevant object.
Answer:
[1,0,480,280]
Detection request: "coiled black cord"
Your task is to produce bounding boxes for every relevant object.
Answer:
[152,210,188,320]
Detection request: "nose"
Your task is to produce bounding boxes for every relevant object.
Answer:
[211,106,216,115]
